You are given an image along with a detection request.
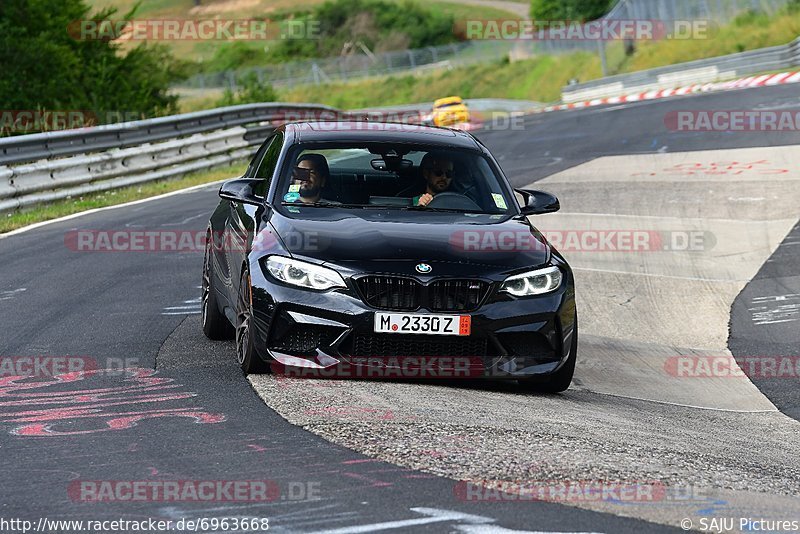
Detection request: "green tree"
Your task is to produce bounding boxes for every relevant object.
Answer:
[0,0,179,133]
[275,0,455,60]
[530,0,614,22]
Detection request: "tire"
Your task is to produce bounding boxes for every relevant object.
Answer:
[235,268,269,375]
[520,315,577,394]
[202,237,234,340]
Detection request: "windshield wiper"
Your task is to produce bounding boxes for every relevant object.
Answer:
[281,201,367,209]
[401,206,489,214]
[281,202,423,210]
[281,202,493,214]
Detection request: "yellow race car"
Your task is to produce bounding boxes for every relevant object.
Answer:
[431,96,470,127]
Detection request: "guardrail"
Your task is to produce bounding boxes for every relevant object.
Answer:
[0,103,339,165]
[0,103,436,213]
[0,104,349,212]
[562,36,800,102]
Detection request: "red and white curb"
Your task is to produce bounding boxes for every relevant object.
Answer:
[536,71,800,113]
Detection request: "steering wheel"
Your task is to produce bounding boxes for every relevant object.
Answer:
[427,192,482,211]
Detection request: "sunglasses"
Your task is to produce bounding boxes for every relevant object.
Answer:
[428,168,454,178]
[292,166,317,181]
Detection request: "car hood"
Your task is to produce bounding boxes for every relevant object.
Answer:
[269,210,550,276]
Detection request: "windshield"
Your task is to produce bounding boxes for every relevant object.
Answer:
[277,143,513,215]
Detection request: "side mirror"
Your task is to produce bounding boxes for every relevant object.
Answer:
[516,188,560,215]
[219,178,264,206]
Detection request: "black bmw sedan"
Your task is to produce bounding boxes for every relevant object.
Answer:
[202,122,577,392]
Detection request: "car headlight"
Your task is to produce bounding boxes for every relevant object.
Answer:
[500,266,562,296]
[265,256,346,291]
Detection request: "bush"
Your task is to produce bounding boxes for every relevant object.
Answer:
[274,0,456,59]
[732,8,770,26]
[206,41,265,72]
[530,0,614,22]
[216,72,278,106]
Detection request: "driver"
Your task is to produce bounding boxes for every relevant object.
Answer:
[413,152,455,207]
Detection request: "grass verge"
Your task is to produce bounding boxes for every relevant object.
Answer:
[276,9,800,108]
[0,162,246,235]
[281,52,601,106]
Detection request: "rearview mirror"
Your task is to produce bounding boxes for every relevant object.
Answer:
[219,178,264,206]
[370,157,413,171]
[516,189,560,215]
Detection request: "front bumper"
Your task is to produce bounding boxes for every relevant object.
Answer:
[249,264,576,381]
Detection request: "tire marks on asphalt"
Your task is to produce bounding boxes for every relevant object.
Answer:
[730,220,800,419]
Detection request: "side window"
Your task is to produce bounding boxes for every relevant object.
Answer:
[245,152,261,178]
[254,132,284,183]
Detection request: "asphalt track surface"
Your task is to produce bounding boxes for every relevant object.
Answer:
[0,83,798,533]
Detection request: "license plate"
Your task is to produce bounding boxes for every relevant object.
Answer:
[374,313,471,336]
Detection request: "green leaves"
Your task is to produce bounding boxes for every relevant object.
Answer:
[0,0,178,134]
[283,0,457,58]
[216,72,278,106]
[530,0,614,23]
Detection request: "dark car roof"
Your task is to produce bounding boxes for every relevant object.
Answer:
[285,121,481,150]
